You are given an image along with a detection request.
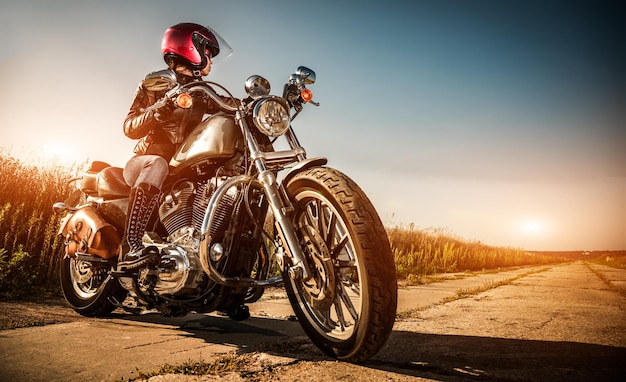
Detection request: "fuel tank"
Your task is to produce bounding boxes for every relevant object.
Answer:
[170,113,242,169]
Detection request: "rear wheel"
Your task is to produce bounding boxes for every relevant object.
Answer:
[60,256,127,317]
[284,167,397,362]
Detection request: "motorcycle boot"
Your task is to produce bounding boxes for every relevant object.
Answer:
[117,183,161,271]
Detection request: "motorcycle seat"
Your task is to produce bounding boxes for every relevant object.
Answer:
[97,167,131,199]
[81,161,112,194]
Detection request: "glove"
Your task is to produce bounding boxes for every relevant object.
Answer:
[154,98,177,122]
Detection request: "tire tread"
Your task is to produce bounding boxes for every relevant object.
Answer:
[287,167,397,362]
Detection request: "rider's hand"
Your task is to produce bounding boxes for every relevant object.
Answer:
[154,99,177,122]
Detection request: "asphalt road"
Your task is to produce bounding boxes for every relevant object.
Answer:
[379,261,626,381]
[1,261,624,381]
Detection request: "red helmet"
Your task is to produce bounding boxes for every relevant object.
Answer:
[161,23,220,71]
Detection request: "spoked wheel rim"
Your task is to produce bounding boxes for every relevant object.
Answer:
[69,258,105,299]
[290,190,363,341]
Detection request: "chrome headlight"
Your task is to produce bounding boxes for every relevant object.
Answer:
[253,97,290,137]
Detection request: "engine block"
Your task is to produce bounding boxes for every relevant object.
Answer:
[145,177,239,296]
[148,244,204,295]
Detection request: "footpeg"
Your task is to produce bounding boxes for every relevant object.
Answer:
[116,246,160,272]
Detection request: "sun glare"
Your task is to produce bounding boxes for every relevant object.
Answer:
[518,218,550,236]
[41,144,65,159]
[522,221,543,233]
[39,142,78,165]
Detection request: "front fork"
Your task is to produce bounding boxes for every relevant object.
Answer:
[242,121,312,281]
[256,167,311,280]
[200,113,316,282]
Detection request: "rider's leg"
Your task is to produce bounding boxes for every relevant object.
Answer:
[119,155,168,268]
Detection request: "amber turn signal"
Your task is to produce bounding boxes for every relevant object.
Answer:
[176,93,193,109]
[301,88,313,103]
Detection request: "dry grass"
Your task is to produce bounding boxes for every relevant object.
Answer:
[588,253,626,270]
[0,151,78,298]
[388,224,564,280]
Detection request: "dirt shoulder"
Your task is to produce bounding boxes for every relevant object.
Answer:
[0,297,87,330]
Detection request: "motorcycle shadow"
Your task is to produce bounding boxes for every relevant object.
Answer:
[107,307,325,358]
[367,331,626,382]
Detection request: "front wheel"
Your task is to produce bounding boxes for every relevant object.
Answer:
[60,256,127,317]
[284,167,397,362]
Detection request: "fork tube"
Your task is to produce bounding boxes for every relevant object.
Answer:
[285,127,307,161]
[242,119,311,280]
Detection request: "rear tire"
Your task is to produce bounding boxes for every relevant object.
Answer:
[59,256,127,317]
[284,167,397,362]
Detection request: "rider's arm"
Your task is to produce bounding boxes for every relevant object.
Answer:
[123,84,174,139]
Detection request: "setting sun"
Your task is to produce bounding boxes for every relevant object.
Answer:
[41,143,67,160]
[0,142,81,167]
[518,218,551,236]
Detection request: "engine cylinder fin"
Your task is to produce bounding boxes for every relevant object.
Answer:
[159,181,195,235]
[193,180,238,240]
[192,182,210,234]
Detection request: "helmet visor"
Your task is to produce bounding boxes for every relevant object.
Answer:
[203,25,233,63]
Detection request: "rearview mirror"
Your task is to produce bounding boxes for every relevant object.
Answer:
[295,66,316,85]
[143,69,177,91]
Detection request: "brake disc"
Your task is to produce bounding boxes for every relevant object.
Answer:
[297,225,336,311]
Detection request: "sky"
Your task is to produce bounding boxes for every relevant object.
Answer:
[0,0,624,251]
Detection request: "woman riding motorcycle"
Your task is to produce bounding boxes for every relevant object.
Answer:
[119,23,238,269]
[54,22,397,361]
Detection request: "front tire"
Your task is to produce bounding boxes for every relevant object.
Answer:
[284,167,397,362]
[60,256,127,317]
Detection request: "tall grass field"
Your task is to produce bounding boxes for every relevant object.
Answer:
[0,152,81,297]
[388,225,564,283]
[0,152,599,299]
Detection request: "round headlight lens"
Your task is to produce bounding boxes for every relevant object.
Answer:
[253,97,290,137]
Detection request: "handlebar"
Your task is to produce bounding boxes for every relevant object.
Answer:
[186,85,239,113]
[142,83,239,114]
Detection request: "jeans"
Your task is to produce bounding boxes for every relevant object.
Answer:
[123,155,169,189]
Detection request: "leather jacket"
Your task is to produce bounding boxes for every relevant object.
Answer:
[123,71,237,162]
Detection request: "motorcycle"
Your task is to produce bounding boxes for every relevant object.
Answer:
[53,64,397,362]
